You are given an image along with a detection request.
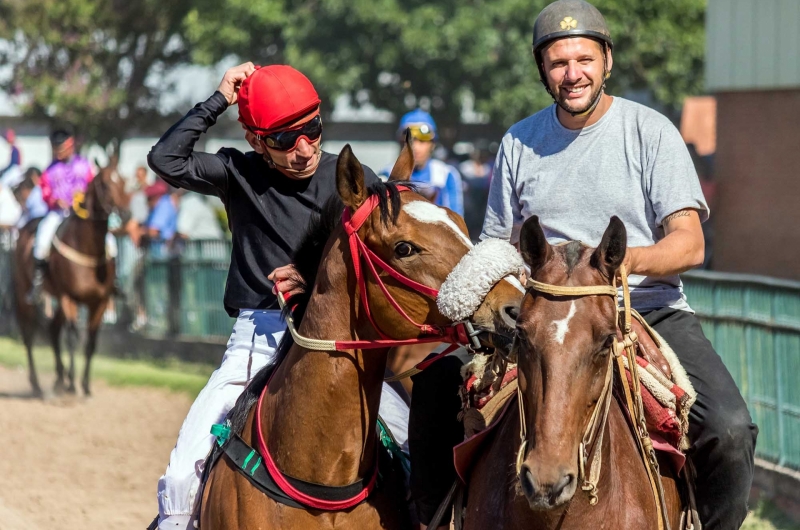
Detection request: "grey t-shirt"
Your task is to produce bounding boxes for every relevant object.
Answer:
[481,97,709,313]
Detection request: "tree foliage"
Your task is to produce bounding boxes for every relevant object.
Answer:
[0,0,194,150]
[0,0,705,148]
[186,0,706,133]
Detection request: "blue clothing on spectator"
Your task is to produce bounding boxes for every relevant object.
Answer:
[2,146,20,173]
[147,195,178,240]
[26,186,48,220]
[379,158,464,215]
[409,159,464,216]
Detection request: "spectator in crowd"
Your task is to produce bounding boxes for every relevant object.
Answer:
[0,179,22,228]
[380,109,464,216]
[0,129,23,188]
[13,167,48,227]
[127,165,151,246]
[145,178,178,241]
[176,190,224,240]
[458,141,497,239]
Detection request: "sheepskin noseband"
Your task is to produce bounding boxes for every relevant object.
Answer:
[437,238,524,321]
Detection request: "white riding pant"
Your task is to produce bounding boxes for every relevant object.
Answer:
[33,210,118,261]
[157,309,411,529]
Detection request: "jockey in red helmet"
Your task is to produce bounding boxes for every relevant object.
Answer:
[147,63,410,530]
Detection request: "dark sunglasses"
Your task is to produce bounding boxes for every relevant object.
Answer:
[256,115,323,152]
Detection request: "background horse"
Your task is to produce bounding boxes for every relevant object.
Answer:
[462,216,683,529]
[14,157,129,397]
[200,142,523,529]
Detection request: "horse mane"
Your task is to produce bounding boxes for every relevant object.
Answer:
[224,179,409,437]
[562,240,586,275]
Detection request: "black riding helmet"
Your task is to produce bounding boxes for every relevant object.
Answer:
[532,0,613,102]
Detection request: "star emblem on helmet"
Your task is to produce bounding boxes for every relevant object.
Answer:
[560,16,578,30]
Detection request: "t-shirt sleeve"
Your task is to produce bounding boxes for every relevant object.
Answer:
[646,122,709,226]
[480,135,524,243]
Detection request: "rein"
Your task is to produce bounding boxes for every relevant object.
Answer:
[520,265,670,530]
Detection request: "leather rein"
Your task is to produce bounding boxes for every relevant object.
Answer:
[518,266,671,530]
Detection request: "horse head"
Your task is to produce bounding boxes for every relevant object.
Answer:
[514,215,627,510]
[85,156,130,221]
[333,134,522,344]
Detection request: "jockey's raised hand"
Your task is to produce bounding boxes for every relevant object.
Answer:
[269,264,305,301]
[216,62,256,106]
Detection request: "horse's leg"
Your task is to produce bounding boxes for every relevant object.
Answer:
[60,297,79,393]
[50,304,66,393]
[20,312,42,397]
[82,299,108,396]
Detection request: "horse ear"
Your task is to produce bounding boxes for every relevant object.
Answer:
[336,144,367,211]
[519,215,552,271]
[388,129,414,182]
[591,216,627,279]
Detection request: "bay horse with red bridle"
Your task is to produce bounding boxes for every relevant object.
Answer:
[200,142,523,529]
[461,216,684,530]
[14,156,129,397]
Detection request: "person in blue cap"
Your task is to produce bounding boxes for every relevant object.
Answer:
[381,109,464,216]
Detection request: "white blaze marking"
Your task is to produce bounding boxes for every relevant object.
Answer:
[553,301,577,345]
[402,201,473,249]
[503,275,525,293]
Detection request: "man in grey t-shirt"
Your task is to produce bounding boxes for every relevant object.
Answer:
[409,1,756,529]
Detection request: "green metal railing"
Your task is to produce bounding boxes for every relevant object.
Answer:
[1,229,799,470]
[684,270,800,471]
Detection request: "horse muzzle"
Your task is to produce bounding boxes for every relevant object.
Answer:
[518,463,578,510]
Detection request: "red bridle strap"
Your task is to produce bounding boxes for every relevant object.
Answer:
[337,185,470,348]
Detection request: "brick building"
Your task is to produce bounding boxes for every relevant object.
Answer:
[706,0,800,279]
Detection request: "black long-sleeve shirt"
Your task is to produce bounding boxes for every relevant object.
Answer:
[147,91,378,317]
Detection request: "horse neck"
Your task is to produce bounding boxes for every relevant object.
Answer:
[259,232,388,485]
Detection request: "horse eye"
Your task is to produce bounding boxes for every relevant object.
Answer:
[394,242,417,258]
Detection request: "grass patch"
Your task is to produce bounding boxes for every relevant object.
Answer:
[744,499,800,530]
[0,336,214,397]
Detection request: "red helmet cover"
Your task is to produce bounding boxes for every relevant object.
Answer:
[238,65,321,132]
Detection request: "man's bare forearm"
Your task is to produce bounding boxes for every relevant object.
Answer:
[625,209,705,277]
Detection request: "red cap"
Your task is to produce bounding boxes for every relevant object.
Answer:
[145,179,169,199]
[238,65,321,132]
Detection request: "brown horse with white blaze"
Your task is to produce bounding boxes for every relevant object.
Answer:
[14,157,129,396]
[462,216,683,529]
[200,142,523,529]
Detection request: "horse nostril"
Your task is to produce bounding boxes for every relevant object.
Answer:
[520,465,536,498]
[502,304,520,325]
[549,473,575,503]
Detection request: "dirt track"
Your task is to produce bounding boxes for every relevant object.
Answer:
[0,365,192,530]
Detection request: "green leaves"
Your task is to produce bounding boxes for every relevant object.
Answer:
[0,0,195,150]
[0,0,705,149]
[185,0,704,134]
